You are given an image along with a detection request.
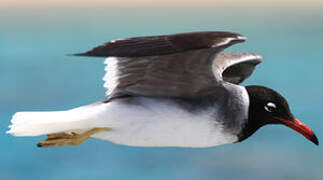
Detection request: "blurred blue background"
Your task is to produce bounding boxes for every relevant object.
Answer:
[1,3,323,180]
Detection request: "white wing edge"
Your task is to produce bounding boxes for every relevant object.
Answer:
[103,57,120,96]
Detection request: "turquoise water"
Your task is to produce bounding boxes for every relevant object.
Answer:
[1,5,323,180]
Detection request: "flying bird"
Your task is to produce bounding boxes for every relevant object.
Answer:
[7,31,319,148]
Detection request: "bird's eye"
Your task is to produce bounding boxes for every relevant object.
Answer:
[264,102,277,112]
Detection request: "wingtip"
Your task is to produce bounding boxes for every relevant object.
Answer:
[248,53,264,65]
[237,35,247,41]
[67,52,88,57]
[217,31,247,40]
[68,52,108,58]
[251,53,263,61]
[256,55,264,63]
[221,31,248,42]
[257,55,264,62]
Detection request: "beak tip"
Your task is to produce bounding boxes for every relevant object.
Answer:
[274,116,319,146]
[311,134,319,146]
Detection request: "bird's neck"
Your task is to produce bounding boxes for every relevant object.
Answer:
[238,86,267,142]
[237,110,264,142]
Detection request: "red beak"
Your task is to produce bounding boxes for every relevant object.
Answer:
[273,117,319,146]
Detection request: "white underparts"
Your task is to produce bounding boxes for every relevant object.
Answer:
[7,97,239,148]
[91,97,239,147]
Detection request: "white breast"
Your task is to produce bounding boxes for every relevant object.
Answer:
[92,97,238,147]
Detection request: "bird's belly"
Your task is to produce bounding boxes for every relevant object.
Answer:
[91,97,238,147]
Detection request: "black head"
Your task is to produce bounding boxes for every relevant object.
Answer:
[239,85,318,146]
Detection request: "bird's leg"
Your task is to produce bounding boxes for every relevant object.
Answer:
[37,127,111,148]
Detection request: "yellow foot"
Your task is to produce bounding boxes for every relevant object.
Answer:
[37,127,111,148]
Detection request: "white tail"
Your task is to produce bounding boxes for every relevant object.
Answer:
[7,103,109,137]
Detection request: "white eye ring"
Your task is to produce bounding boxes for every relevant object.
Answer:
[264,102,277,112]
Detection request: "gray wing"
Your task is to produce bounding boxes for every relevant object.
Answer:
[214,52,263,84]
[74,31,262,99]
